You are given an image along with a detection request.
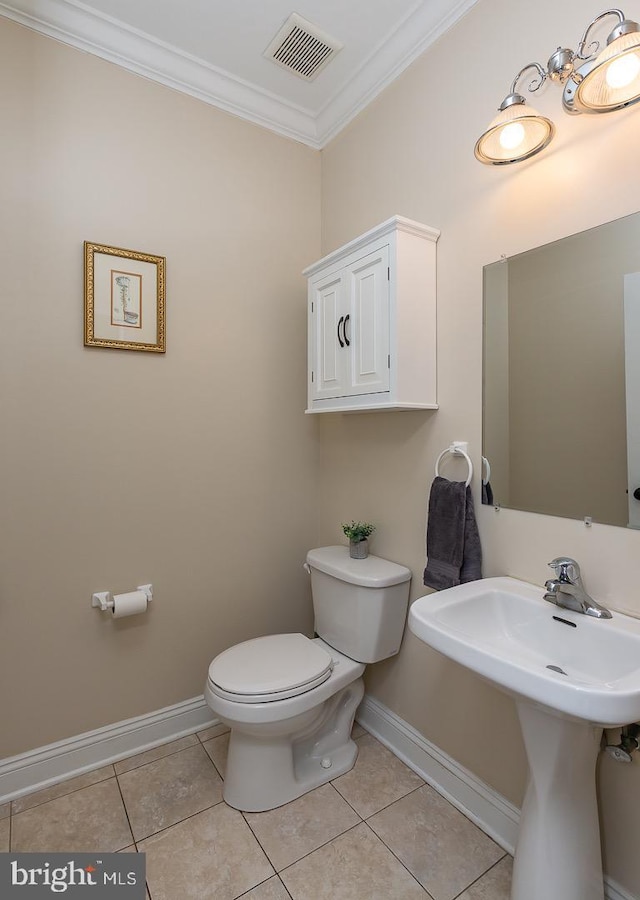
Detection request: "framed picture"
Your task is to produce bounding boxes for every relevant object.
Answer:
[84,242,166,352]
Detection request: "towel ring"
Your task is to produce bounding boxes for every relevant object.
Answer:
[482,456,491,485]
[435,443,473,487]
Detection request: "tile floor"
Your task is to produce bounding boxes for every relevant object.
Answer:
[1,723,513,899]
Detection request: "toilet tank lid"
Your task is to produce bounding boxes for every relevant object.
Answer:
[306,546,412,587]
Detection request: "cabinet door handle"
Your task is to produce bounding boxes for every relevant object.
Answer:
[337,316,345,348]
[343,314,351,346]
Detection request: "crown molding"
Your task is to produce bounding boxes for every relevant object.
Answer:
[0,0,320,146]
[1,0,479,149]
[316,0,480,145]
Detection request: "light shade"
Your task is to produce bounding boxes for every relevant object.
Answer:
[568,26,640,112]
[474,95,555,165]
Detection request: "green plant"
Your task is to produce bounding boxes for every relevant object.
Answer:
[342,521,375,543]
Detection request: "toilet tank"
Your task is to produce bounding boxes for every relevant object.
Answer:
[306,546,412,664]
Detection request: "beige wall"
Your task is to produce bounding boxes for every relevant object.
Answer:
[5,0,640,893]
[0,19,321,757]
[319,0,640,893]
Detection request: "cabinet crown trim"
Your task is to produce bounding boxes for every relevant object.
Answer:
[303,215,440,277]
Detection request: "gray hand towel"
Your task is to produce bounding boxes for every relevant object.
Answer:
[423,476,482,590]
[481,479,494,506]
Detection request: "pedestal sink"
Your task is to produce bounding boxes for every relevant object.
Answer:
[409,576,640,900]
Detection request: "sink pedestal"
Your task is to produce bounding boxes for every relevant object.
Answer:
[408,576,640,899]
[512,701,604,900]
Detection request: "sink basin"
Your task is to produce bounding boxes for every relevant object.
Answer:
[410,575,640,899]
[409,575,640,727]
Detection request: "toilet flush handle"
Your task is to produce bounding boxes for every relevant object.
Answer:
[303,563,311,575]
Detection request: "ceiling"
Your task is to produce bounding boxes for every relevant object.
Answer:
[1,0,478,147]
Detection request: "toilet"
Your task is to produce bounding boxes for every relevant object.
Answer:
[204,545,411,812]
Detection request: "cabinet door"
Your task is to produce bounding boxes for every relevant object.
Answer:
[344,247,390,397]
[309,271,349,401]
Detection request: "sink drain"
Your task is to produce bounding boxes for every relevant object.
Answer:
[546,664,568,676]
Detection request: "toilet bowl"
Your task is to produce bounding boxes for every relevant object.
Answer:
[205,635,365,811]
[204,546,411,812]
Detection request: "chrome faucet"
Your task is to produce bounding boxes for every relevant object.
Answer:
[543,557,612,619]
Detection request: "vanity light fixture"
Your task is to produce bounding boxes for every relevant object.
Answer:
[475,8,640,165]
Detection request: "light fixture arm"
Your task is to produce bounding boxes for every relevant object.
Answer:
[509,62,548,96]
[495,63,548,113]
[501,9,636,104]
[576,8,625,59]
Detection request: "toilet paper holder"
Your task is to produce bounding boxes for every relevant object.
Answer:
[91,584,153,612]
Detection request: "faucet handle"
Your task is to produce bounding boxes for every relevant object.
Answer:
[548,557,581,582]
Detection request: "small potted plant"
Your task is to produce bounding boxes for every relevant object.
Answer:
[342,521,375,559]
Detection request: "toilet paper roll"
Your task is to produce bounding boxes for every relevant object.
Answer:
[111,589,148,618]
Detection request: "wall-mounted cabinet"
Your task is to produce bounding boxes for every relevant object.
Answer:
[304,216,439,414]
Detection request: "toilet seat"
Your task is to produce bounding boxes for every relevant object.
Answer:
[207,633,334,703]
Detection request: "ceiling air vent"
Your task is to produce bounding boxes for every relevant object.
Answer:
[264,13,343,81]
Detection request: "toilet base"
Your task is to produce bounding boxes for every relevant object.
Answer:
[222,677,365,812]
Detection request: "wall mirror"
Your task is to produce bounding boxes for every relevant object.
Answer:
[482,212,640,528]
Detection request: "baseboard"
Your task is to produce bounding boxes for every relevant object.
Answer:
[1,689,635,900]
[356,694,520,853]
[608,881,639,900]
[356,693,637,900]
[0,696,216,804]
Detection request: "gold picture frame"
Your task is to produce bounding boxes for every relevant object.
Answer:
[84,242,166,352]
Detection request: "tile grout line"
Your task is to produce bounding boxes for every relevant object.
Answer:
[9,727,354,827]
[361,781,510,900]
[239,799,365,877]
[334,736,503,900]
[449,852,510,900]
[361,784,511,900]
[331,730,428,820]
[114,736,204,776]
[238,810,278,876]
[117,741,226,846]
[10,732,212,816]
[233,873,294,900]
[116,737,226,846]
[201,744,226,780]
[331,775,426,822]
[326,778,364,819]
[195,727,230,744]
[198,727,230,779]
[113,771,137,851]
[276,820,364,877]
[240,812,278,868]
[277,874,295,900]
[9,766,117,818]
[360,819,435,899]
[127,796,227,846]
[6,727,510,898]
